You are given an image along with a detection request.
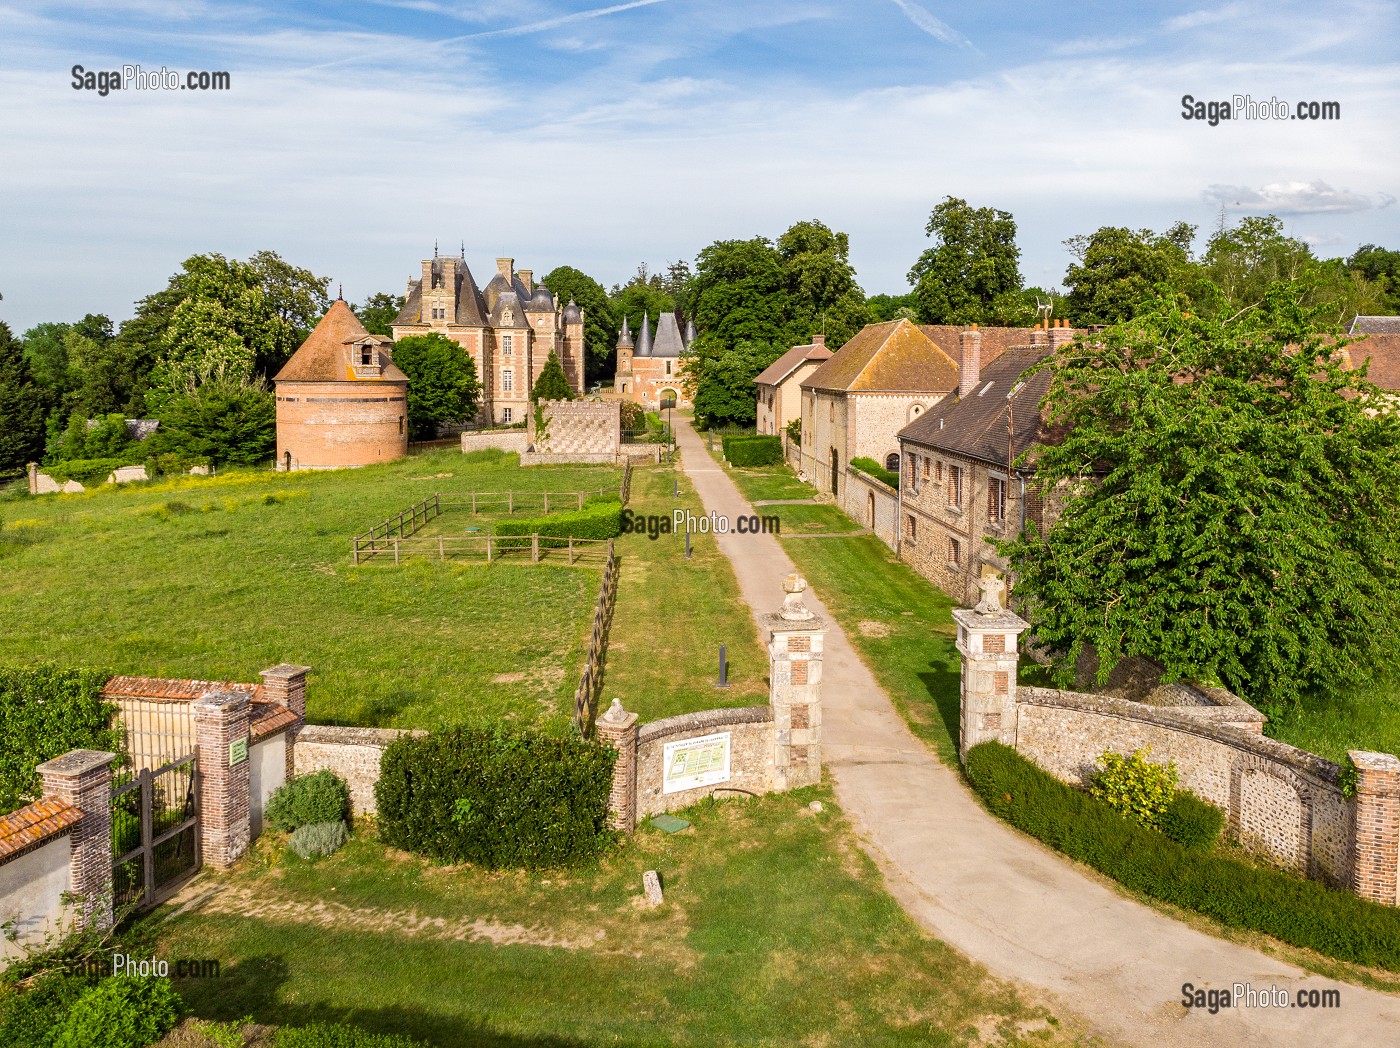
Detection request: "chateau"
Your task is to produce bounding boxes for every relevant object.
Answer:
[391,249,586,425]
[614,311,694,408]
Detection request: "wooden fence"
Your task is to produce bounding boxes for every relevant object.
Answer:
[573,540,619,737]
[353,532,613,566]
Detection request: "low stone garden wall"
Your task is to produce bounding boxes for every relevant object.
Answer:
[293,725,419,816]
[460,430,529,455]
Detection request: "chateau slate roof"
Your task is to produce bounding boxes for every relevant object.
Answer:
[527,285,555,312]
[898,343,1054,467]
[801,319,957,394]
[1349,316,1400,335]
[754,342,833,387]
[635,314,654,357]
[488,291,530,328]
[562,298,583,324]
[652,313,686,358]
[615,315,633,348]
[274,300,408,384]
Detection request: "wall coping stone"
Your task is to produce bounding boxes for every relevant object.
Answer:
[1018,686,1341,786]
[295,725,422,748]
[638,706,773,745]
[34,750,117,778]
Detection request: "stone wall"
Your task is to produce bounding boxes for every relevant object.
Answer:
[1015,687,1352,884]
[0,819,75,964]
[634,708,776,817]
[534,399,621,455]
[460,429,529,455]
[842,468,898,549]
[293,725,418,816]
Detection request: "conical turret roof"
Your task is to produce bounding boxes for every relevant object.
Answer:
[635,313,653,357]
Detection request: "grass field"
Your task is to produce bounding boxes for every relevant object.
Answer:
[153,786,1081,1047]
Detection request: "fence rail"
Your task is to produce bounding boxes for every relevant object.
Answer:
[354,532,614,565]
[573,539,619,737]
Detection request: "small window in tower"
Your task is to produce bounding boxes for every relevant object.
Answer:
[666,360,672,375]
[503,369,513,392]
[503,407,513,423]
[502,335,513,355]
[398,416,404,435]
[360,346,374,366]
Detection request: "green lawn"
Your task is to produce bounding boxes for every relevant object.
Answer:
[0,451,620,731]
[153,786,1080,1047]
[769,502,863,535]
[1265,683,1400,764]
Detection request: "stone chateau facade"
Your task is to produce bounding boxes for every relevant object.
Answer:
[392,249,586,425]
[614,312,694,409]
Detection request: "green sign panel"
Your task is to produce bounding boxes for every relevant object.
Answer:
[229,737,248,766]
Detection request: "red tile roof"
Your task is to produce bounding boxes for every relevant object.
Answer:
[1342,333,1400,392]
[754,342,833,387]
[104,677,263,703]
[917,325,1036,369]
[274,300,407,384]
[250,702,301,740]
[0,797,82,861]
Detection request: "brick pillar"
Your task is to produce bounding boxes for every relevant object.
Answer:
[953,574,1030,758]
[596,698,639,833]
[261,664,310,781]
[193,689,252,869]
[763,574,826,791]
[37,749,117,931]
[1349,750,1400,906]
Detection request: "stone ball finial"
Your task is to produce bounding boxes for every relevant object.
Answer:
[779,574,815,621]
[974,573,1007,616]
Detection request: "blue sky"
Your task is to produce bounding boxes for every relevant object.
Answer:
[0,0,1396,331]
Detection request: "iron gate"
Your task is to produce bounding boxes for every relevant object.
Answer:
[111,751,201,910]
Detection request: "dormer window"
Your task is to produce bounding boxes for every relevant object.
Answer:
[503,310,514,325]
[360,346,374,367]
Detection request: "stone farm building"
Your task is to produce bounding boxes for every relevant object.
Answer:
[392,250,585,425]
[896,321,1076,603]
[754,335,832,437]
[614,312,694,409]
[274,299,408,471]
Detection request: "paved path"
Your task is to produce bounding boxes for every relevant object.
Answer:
[673,417,1400,1048]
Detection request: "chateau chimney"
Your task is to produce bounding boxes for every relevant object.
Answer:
[1030,320,1050,348]
[518,269,533,293]
[496,257,514,279]
[811,334,826,347]
[958,323,983,398]
[1048,317,1075,349]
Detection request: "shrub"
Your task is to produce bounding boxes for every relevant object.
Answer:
[964,741,1400,970]
[0,972,94,1048]
[38,458,133,487]
[264,770,351,834]
[785,418,801,446]
[1158,789,1225,849]
[275,1023,430,1048]
[376,724,616,869]
[619,400,645,431]
[1088,747,1177,827]
[494,500,622,550]
[0,665,120,812]
[849,456,899,489]
[288,819,350,860]
[52,975,183,1048]
[721,435,782,467]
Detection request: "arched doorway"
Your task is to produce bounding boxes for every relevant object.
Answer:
[659,388,678,409]
[867,492,875,527]
[829,447,839,495]
[283,451,292,473]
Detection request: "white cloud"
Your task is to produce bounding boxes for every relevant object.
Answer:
[1203,181,1396,215]
[1163,4,1249,32]
[887,0,976,51]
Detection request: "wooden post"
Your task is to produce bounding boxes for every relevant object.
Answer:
[394,538,400,565]
[544,491,550,513]
[569,537,575,565]
[439,536,444,560]
[509,491,514,513]
[473,493,477,513]
[353,539,360,566]
[577,491,584,509]
[487,535,493,563]
[532,533,539,562]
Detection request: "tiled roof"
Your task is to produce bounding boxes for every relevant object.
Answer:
[274,301,408,384]
[801,319,958,393]
[898,344,1055,466]
[250,702,300,739]
[104,676,263,703]
[0,797,82,861]
[1342,333,1400,391]
[652,313,687,358]
[754,343,833,387]
[917,325,1035,369]
[1348,316,1400,335]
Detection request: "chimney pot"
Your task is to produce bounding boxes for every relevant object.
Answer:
[496,257,514,279]
[958,326,983,398]
[519,269,533,293]
[812,334,826,346]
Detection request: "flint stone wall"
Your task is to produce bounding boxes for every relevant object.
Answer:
[293,725,422,816]
[634,707,775,818]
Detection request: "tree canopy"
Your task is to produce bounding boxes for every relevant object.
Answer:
[531,349,574,403]
[687,338,783,429]
[1000,282,1400,714]
[391,333,482,439]
[908,197,1029,325]
[542,266,617,382]
[354,292,405,337]
[1061,223,1198,325]
[0,321,50,474]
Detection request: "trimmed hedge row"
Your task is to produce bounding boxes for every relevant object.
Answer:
[0,666,120,813]
[493,497,622,549]
[375,725,616,869]
[37,458,133,486]
[849,456,899,489]
[964,741,1400,970]
[722,435,783,467]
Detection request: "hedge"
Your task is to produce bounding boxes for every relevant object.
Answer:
[37,458,134,487]
[721,435,783,467]
[52,975,183,1048]
[493,499,622,550]
[0,666,120,813]
[266,770,351,833]
[964,741,1400,970]
[849,456,899,489]
[375,725,616,869]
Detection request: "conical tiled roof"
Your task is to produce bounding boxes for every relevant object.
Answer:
[274,300,406,383]
[635,314,653,357]
[616,316,634,349]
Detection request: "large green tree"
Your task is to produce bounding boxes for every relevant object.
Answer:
[687,338,784,429]
[143,377,277,466]
[0,322,50,473]
[1001,282,1400,714]
[1061,222,1198,325]
[354,292,405,337]
[531,350,574,403]
[1348,244,1400,313]
[542,266,617,381]
[908,197,1027,325]
[390,333,481,439]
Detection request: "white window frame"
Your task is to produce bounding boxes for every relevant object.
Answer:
[503,368,513,393]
